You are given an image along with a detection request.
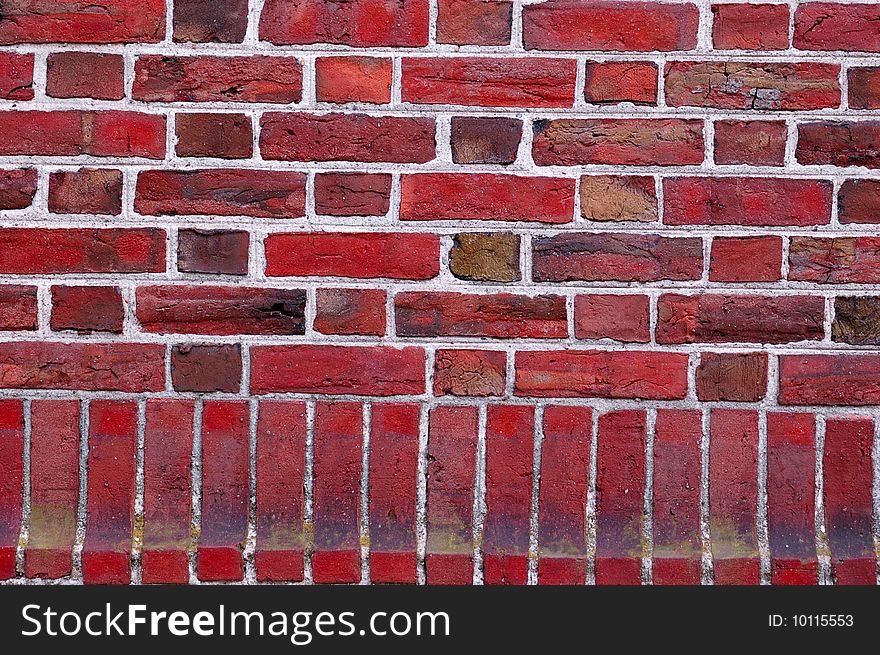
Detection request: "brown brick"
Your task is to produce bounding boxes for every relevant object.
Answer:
[714,120,787,167]
[449,233,520,282]
[434,349,506,397]
[451,116,522,165]
[46,52,124,100]
[314,288,386,337]
[580,175,657,222]
[173,0,248,43]
[437,0,512,45]
[177,229,249,276]
[48,169,123,215]
[574,294,650,343]
[314,173,392,217]
[697,352,768,402]
[50,286,124,334]
[175,113,253,159]
[832,297,880,346]
[838,180,880,224]
[171,344,242,393]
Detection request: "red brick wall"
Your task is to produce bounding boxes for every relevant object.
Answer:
[0,0,877,585]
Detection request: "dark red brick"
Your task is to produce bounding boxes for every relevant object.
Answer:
[46,52,124,100]
[712,3,789,50]
[796,121,880,168]
[171,344,242,394]
[780,354,880,406]
[314,173,392,217]
[0,285,37,331]
[177,229,249,276]
[709,236,783,282]
[848,67,880,110]
[51,286,124,334]
[789,236,880,284]
[314,288,386,337]
[437,0,512,45]
[0,169,37,210]
[0,400,23,580]
[839,180,880,224]
[713,120,787,167]
[175,113,253,159]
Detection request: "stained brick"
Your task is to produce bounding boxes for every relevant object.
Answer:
[434,349,506,397]
[0,400,24,580]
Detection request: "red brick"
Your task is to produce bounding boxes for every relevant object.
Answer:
[0,169,37,209]
[264,232,439,280]
[0,285,37,331]
[426,406,477,584]
[712,3,789,50]
[136,285,306,336]
[315,57,392,104]
[313,402,362,584]
[596,410,646,585]
[177,229,249,276]
[823,417,876,585]
[0,400,23,580]
[0,0,166,44]
[538,406,591,585]
[256,401,306,582]
[314,288,386,337]
[794,3,880,52]
[709,236,783,282]
[260,0,429,46]
[484,405,534,585]
[434,349,506,397]
[583,61,658,105]
[767,412,817,585]
[48,168,123,215]
[523,1,698,52]
[709,409,759,585]
[0,52,33,99]
[369,403,419,584]
[133,55,302,103]
[25,400,79,579]
[696,352,768,403]
[713,120,787,167]
[533,233,702,283]
[175,113,253,159]
[395,291,567,339]
[171,344,242,394]
[450,116,522,165]
[0,342,164,392]
[0,228,165,274]
[251,345,426,396]
[46,52,124,100]
[437,0,512,45]
[574,294,650,343]
[198,401,248,582]
[657,294,824,345]
[532,118,704,166]
[260,113,435,163]
[848,67,880,109]
[174,0,247,43]
[515,350,688,400]
[789,236,880,284]
[400,173,574,223]
[839,180,880,224]
[82,400,137,584]
[780,354,880,406]
[664,177,832,226]
[142,400,194,584]
[314,173,392,217]
[401,57,576,108]
[653,409,702,585]
[51,286,124,334]
[136,170,306,218]
[796,121,880,169]
[0,111,165,158]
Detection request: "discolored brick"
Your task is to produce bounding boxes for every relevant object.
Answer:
[175,113,253,159]
[832,297,880,346]
[314,173,392,217]
[50,286,124,334]
[449,233,520,282]
[173,0,248,43]
[171,344,242,393]
[46,52,124,100]
[696,352,768,402]
[838,180,880,224]
[177,229,249,276]
[48,169,123,215]
[314,288,386,336]
[433,349,506,397]
[437,0,512,45]
[579,175,657,222]
[0,169,37,210]
[714,120,787,167]
[450,116,522,165]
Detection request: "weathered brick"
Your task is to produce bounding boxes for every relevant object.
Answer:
[171,344,242,394]
[533,233,702,282]
[450,116,522,165]
[0,400,23,580]
[82,401,137,584]
[584,61,658,105]
[48,168,123,215]
[251,345,426,396]
[175,113,253,159]
[136,285,306,336]
[696,352,768,402]
[532,118,704,166]
[369,403,419,584]
[664,177,832,226]
[260,0,429,47]
[848,67,880,110]
[401,173,573,223]
[177,229,249,276]
[433,349,506,397]
[46,52,124,100]
[839,180,880,224]
[50,286,124,334]
[653,409,702,585]
[780,354,880,406]
[574,294,650,343]
[395,291,567,339]
[596,410,646,585]
[25,401,79,579]
[134,55,302,103]
[580,175,657,223]
[710,409,759,585]
[437,0,512,45]
[484,405,534,585]
[449,233,520,282]
[0,52,33,99]
[315,56,392,105]
[794,3,880,52]
[173,0,247,43]
[312,402,362,584]
[260,113,435,163]
[767,412,817,585]
[314,288,386,336]
[713,120,787,167]
[256,401,306,582]
[264,232,439,280]
[314,172,392,217]
[198,401,249,582]
[142,400,194,584]
[789,236,880,284]
[523,1,699,52]
[657,294,824,345]
[832,296,880,346]
[0,285,37,331]
[796,122,880,168]
[538,406,591,585]
[712,3,789,50]
[0,169,37,210]
[515,350,689,399]
[709,236,783,282]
